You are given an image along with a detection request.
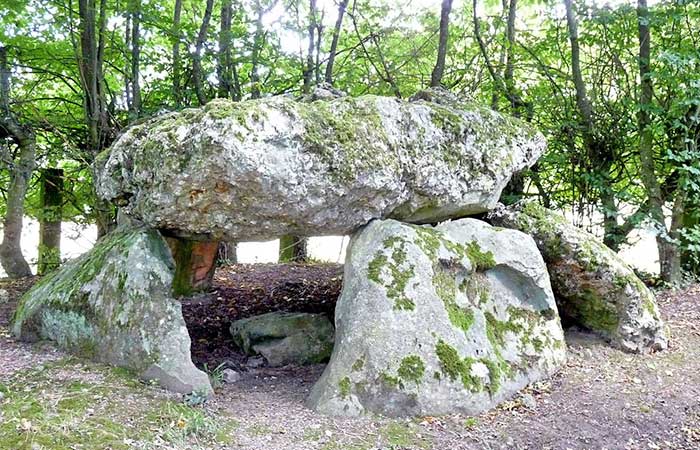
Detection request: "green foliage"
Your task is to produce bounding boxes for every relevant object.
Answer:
[0,0,698,277]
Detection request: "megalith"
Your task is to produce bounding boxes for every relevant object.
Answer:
[488,201,668,353]
[11,228,212,395]
[95,88,545,241]
[307,218,566,417]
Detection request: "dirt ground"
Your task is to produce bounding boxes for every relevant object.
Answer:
[1,264,699,450]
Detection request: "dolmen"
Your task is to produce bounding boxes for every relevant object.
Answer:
[11,88,667,416]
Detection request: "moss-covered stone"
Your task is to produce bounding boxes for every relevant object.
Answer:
[489,201,668,353]
[338,377,352,399]
[11,228,212,396]
[366,236,416,311]
[397,355,426,384]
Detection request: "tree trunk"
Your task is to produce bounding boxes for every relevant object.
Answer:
[193,0,215,106]
[128,0,141,120]
[564,0,620,250]
[38,168,63,275]
[217,241,237,265]
[303,0,317,94]
[324,0,349,85]
[430,0,453,87]
[217,0,240,100]
[172,0,183,107]
[0,46,35,278]
[78,0,114,238]
[279,235,308,263]
[637,0,678,283]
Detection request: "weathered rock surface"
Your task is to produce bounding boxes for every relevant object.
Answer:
[95,89,545,241]
[307,218,566,417]
[488,202,667,353]
[230,312,334,366]
[11,228,212,395]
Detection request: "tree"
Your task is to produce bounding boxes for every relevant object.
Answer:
[430,0,453,87]
[77,0,114,237]
[193,0,215,105]
[217,0,241,100]
[324,0,350,85]
[0,46,35,278]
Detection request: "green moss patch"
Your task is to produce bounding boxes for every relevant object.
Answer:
[366,236,417,311]
[397,355,426,384]
[0,358,235,449]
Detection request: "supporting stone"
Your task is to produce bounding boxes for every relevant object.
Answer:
[307,218,566,417]
[167,238,219,295]
[488,201,668,353]
[11,228,212,396]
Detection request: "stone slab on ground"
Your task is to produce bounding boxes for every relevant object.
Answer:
[230,312,334,366]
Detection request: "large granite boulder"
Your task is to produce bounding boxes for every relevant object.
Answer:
[11,228,212,396]
[307,218,566,417]
[95,89,545,241]
[488,202,667,353]
[230,312,334,366]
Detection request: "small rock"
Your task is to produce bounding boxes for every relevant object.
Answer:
[246,356,265,368]
[520,393,536,409]
[0,391,5,402]
[0,289,8,304]
[222,369,241,384]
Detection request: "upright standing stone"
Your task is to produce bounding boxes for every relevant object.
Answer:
[307,218,566,417]
[11,228,212,395]
[488,201,668,353]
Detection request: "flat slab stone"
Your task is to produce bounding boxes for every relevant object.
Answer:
[95,89,545,241]
[307,218,566,417]
[11,228,212,395]
[488,201,668,353]
[230,312,334,366]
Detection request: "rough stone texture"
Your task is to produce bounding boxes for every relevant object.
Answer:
[488,201,668,353]
[307,218,566,417]
[11,228,212,395]
[230,312,334,366]
[95,88,545,241]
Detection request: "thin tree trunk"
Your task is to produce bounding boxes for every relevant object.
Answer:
[218,0,233,98]
[0,46,35,278]
[172,0,183,107]
[637,0,677,283]
[430,0,453,87]
[279,235,308,263]
[78,0,114,238]
[324,0,349,85]
[193,0,215,105]
[503,0,517,105]
[564,0,619,250]
[128,0,141,120]
[303,0,317,94]
[314,9,323,85]
[38,168,63,275]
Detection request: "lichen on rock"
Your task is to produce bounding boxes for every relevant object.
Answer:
[307,218,566,417]
[11,228,212,396]
[488,201,668,353]
[95,88,545,242]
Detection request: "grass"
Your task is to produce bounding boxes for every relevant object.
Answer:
[0,358,238,449]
